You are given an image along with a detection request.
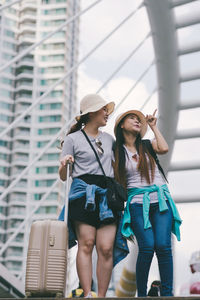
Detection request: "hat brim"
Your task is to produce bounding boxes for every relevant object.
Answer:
[75,101,115,121]
[114,110,147,138]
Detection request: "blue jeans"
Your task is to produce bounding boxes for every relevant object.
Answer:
[130,201,173,297]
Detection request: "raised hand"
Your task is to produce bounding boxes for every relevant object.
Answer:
[145,109,157,128]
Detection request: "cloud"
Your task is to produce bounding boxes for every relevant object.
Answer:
[79,0,150,62]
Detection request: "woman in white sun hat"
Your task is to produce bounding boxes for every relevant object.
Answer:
[58,94,125,297]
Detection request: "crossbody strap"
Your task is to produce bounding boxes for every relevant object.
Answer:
[142,139,168,183]
[81,129,106,177]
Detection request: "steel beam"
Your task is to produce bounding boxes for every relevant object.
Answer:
[144,0,180,172]
[171,0,199,7]
[179,99,200,109]
[176,13,200,28]
[178,42,200,55]
[180,70,200,82]
[176,128,200,139]
[173,195,200,203]
[169,160,200,171]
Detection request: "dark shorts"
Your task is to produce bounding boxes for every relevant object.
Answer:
[69,174,117,229]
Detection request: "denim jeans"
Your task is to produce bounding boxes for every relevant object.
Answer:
[129,201,173,297]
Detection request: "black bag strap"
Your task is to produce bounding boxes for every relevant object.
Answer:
[142,139,168,183]
[81,129,106,177]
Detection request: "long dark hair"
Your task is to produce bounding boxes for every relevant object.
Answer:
[114,122,155,187]
[60,114,89,148]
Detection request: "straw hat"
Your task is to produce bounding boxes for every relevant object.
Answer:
[114,110,147,137]
[75,94,115,121]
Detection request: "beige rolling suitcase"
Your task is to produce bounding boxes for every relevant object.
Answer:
[25,165,70,298]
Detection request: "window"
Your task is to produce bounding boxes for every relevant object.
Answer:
[34,193,43,200]
[37,141,58,148]
[0,140,8,147]
[34,192,58,201]
[40,79,58,86]
[40,54,64,62]
[41,66,64,74]
[40,43,65,51]
[16,90,32,99]
[0,89,12,98]
[0,102,12,110]
[35,179,55,187]
[40,153,59,160]
[39,115,61,122]
[36,206,57,214]
[49,90,63,97]
[38,127,60,135]
[42,8,66,15]
[42,0,66,3]
[35,166,58,174]
[3,53,14,60]
[39,103,62,110]
[0,153,8,160]
[3,41,16,51]
[16,66,33,75]
[4,29,15,38]
[4,18,17,27]
[0,166,8,174]
[0,180,7,187]
[41,19,65,26]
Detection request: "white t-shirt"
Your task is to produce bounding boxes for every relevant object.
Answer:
[124,145,166,204]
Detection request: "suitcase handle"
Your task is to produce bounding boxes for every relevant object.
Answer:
[64,162,71,224]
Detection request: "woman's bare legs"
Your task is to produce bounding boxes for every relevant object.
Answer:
[75,221,96,296]
[96,223,117,297]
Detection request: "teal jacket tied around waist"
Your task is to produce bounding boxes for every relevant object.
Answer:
[121,184,182,241]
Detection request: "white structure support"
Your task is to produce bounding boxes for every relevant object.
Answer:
[169,161,200,171]
[176,13,200,28]
[0,0,21,11]
[176,128,200,139]
[178,42,200,55]
[179,99,200,109]
[180,70,200,82]
[144,0,180,172]
[171,0,199,7]
[174,196,200,203]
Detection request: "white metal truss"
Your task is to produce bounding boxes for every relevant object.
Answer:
[144,0,200,204]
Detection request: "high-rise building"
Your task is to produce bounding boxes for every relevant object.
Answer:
[0,0,79,278]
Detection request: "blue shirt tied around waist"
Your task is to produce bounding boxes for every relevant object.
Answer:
[122,184,182,241]
[58,178,129,267]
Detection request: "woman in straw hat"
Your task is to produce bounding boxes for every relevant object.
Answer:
[58,94,119,297]
[114,109,182,297]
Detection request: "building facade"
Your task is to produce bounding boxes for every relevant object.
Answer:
[0,0,79,279]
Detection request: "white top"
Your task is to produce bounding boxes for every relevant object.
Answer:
[124,145,166,203]
[61,130,115,178]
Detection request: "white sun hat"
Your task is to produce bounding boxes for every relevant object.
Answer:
[75,94,115,121]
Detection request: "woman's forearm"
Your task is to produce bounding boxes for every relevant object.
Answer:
[59,164,67,181]
[151,126,169,154]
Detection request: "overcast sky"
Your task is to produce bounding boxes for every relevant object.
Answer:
[77,0,200,295]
